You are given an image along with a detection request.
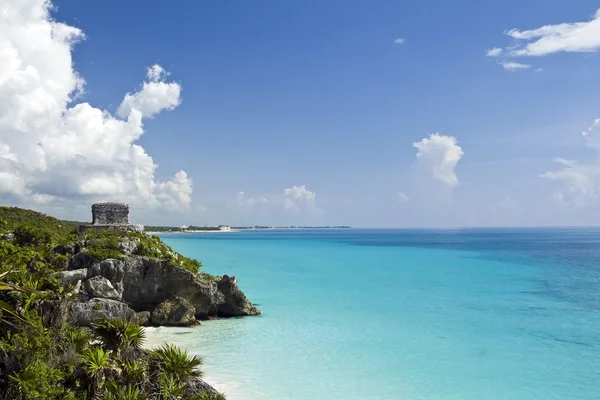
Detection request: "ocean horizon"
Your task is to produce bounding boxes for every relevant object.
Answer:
[145,228,600,400]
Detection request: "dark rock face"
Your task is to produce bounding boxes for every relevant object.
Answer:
[216,275,260,317]
[71,298,135,327]
[68,252,97,270]
[83,276,121,301]
[57,252,259,326]
[151,297,198,326]
[121,256,217,319]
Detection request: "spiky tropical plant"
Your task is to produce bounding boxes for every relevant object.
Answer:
[191,391,227,400]
[62,324,92,354]
[93,319,145,357]
[149,344,203,380]
[120,359,146,383]
[80,347,113,399]
[154,372,186,400]
[101,379,143,400]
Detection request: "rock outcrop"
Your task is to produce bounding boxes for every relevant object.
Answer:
[83,276,121,301]
[216,275,260,317]
[151,297,198,326]
[71,298,136,327]
[56,235,260,327]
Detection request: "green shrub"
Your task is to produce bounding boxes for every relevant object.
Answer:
[13,225,53,247]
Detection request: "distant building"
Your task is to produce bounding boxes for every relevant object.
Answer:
[179,225,188,232]
[217,225,231,231]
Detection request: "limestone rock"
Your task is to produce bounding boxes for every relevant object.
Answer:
[216,275,261,317]
[88,259,124,294]
[83,276,122,301]
[133,311,151,326]
[118,238,140,255]
[55,268,88,287]
[71,298,135,327]
[121,256,218,319]
[151,297,198,326]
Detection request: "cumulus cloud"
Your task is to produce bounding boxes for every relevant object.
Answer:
[0,0,191,211]
[116,67,181,119]
[397,192,409,201]
[284,185,317,211]
[486,47,503,57]
[394,38,405,45]
[501,62,531,71]
[412,134,464,189]
[492,9,600,57]
[541,120,600,206]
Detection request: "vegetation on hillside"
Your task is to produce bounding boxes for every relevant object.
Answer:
[0,206,221,399]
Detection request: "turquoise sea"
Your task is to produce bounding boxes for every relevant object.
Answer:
[146,229,600,400]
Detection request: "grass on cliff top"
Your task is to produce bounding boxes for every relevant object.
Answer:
[0,206,204,294]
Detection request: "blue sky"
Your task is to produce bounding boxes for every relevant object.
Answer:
[2,0,600,227]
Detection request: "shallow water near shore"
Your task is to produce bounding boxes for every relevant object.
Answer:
[145,229,600,400]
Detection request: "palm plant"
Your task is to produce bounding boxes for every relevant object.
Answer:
[101,379,143,400]
[80,347,113,399]
[63,325,92,354]
[154,372,186,400]
[192,392,227,400]
[149,344,203,380]
[93,319,145,357]
[120,359,146,383]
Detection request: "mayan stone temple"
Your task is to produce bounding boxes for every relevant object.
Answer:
[79,202,144,233]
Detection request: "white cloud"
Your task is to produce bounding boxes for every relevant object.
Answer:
[541,119,600,206]
[237,191,268,208]
[501,62,531,71]
[116,71,181,119]
[495,9,600,57]
[397,192,409,201]
[284,185,317,211]
[0,0,191,211]
[147,64,169,82]
[413,134,464,189]
[486,47,503,57]
[394,38,405,45]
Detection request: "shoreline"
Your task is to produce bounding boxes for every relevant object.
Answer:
[144,326,236,397]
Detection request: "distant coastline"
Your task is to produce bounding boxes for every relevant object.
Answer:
[147,225,352,233]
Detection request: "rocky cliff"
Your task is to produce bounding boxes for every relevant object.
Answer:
[50,235,260,327]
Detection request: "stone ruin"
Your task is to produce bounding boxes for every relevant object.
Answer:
[92,203,130,225]
[79,202,144,233]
